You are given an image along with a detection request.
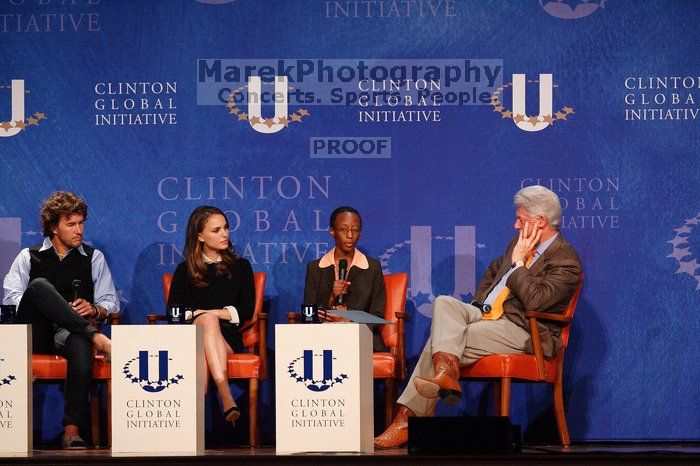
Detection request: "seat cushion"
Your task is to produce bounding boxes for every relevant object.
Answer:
[32,354,111,380]
[459,353,558,383]
[227,353,260,379]
[373,352,397,378]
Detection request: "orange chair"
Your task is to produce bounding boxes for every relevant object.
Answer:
[32,313,120,447]
[287,273,409,427]
[147,272,267,447]
[459,276,584,446]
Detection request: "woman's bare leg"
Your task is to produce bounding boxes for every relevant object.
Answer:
[193,313,238,416]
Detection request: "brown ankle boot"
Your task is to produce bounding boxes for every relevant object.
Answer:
[374,405,415,449]
[413,351,462,405]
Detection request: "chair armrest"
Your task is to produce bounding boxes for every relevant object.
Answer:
[257,313,268,380]
[395,311,411,322]
[146,314,167,325]
[527,316,547,381]
[107,312,121,325]
[525,311,571,324]
[286,312,301,324]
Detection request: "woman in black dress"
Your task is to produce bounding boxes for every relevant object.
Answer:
[168,206,255,424]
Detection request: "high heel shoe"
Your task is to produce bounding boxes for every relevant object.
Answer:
[223,406,241,425]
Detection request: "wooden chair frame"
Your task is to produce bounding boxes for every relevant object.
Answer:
[459,276,584,446]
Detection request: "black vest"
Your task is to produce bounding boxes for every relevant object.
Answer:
[28,242,95,304]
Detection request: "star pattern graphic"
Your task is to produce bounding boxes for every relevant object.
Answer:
[122,355,184,392]
[410,291,433,307]
[225,86,310,128]
[667,213,700,291]
[675,259,700,276]
[287,354,348,392]
[488,80,573,127]
[0,83,46,133]
[667,247,691,261]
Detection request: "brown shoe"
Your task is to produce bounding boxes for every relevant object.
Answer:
[374,405,415,449]
[413,351,462,404]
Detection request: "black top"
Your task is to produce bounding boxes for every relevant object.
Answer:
[168,258,255,353]
[29,243,95,304]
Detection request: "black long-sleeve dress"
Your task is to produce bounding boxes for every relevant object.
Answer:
[168,258,255,353]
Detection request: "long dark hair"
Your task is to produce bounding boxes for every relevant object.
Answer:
[184,206,235,286]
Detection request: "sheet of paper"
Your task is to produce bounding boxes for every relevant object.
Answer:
[323,309,392,324]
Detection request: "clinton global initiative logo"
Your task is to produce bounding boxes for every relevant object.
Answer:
[123,350,184,393]
[287,350,348,392]
[0,357,17,389]
[667,213,700,291]
[0,0,101,33]
[225,77,310,134]
[324,0,457,18]
[540,0,605,19]
[624,77,698,122]
[94,81,177,127]
[0,80,47,138]
[381,226,483,317]
[491,74,574,132]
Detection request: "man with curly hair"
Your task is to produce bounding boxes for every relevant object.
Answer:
[3,191,119,449]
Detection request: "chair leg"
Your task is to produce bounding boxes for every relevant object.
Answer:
[553,371,570,446]
[107,380,112,447]
[249,378,259,448]
[498,378,511,417]
[384,378,396,428]
[90,385,100,447]
[493,381,501,415]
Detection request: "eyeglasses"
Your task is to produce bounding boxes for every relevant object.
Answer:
[334,227,362,235]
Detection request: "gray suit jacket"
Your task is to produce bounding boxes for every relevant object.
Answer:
[473,233,581,358]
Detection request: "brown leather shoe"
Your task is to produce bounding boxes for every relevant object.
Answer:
[413,351,462,404]
[374,405,415,449]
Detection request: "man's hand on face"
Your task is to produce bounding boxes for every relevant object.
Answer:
[71,298,94,317]
[511,221,543,264]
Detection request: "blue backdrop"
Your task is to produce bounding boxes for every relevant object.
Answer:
[1,0,698,444]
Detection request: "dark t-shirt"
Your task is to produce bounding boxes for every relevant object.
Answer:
[168,258,255,352]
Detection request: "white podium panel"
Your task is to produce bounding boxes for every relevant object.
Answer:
[0,325,32,453]
[275,324,373,454]
[112,325,204,454]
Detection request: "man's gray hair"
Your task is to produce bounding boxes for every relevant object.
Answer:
[514,185,562,228]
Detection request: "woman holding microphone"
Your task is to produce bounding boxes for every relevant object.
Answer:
[303,206,387,352]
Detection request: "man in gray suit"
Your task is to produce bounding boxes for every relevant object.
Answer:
[375,185,582,449]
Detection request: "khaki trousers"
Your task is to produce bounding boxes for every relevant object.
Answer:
[397,295,531,417]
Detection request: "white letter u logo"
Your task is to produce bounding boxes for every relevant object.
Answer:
[512,74,553,132]
[248,76,288,134]
[1,79,25,138]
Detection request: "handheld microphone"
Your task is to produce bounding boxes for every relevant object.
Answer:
[337,259,348,305]
[72,279,81,303]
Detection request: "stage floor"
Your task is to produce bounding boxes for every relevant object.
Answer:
[1,444,700,465]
